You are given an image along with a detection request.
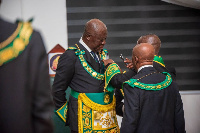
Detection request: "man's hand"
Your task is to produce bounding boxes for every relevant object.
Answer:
[103,59,115,66]
[124,58,133,69]
[103,59,123,73]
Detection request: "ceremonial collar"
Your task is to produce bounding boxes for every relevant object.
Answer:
[124,72,172,91]
[138,65,153,73]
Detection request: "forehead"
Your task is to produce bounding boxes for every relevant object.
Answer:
[92,30,107,39]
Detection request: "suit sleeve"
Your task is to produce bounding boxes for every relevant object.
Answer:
[29,31,54,133]
[166,65,176,81]
[110,69,136,89]
[52,49,76,109]
[115,88,124,116]
[174,84,186,133]
[120,84,140,133]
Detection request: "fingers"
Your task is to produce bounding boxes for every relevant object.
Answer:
[103,59,115,66]
[124,58,132,63]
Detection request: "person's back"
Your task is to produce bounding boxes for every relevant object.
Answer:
[0,18,54,133]
[122,69,184,132]
[120,43,185,133]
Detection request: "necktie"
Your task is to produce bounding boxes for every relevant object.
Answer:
[90,51,99,63]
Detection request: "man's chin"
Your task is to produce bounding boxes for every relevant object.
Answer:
[95,48,102,53]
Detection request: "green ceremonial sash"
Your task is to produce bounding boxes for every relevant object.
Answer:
[124,72,172,91]
[71,89,114,105]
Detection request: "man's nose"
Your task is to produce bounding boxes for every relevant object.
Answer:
[102,39,106,45]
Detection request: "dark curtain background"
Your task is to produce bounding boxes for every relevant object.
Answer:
[66,0,200,91]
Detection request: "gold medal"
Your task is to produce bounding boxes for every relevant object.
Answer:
[92,72,97,77]
[83,62,87,67]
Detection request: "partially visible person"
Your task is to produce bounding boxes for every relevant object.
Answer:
[52,19,120,133]
[120,43,185,133]
[0,7,54,133]
[126,34,176,80]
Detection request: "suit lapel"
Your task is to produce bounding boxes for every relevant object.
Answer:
[76,43,100,73]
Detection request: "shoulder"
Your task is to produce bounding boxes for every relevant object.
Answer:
[124,71,172,91]
[0,19,18,42]
[0,18,17,35]
[139,72,167,84]
[59,46,78,61]
[165,64,176,74]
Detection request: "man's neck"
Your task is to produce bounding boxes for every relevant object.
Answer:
[79,37,92,53]
[137,65,153,72]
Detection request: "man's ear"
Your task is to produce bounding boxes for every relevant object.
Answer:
[86,35,90,40]
[135,56,139,64]
[86,33,92,41]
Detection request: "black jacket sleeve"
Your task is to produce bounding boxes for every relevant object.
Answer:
[110,69,136,89]
[120,84,140,133]
[52,49,76,110]
[115,88,124,116]
[174,83,186,133]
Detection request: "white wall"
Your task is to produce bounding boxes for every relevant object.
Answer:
[0,0,67,52]
[181,92,200,133]
[1,1,200,133]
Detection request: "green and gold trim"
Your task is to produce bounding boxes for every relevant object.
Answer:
[104,63,121,92]
[68,46,77,50]
[78,54,105,80]
[78,93,116,112]
[55,101,68,122]
[153,55,165,67]
[120,89,124,97]
[67,45,110,81]
[124,72,172,91]
[0,22,33,66]
[73,44,105,80]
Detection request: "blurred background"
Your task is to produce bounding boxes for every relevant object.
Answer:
[1,0,200,132]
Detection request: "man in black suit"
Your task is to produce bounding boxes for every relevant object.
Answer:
[137,34,176,80]
[111,34,177,116]
[0,10,54,133]
[52,19,120,133]
[120,43,185,133]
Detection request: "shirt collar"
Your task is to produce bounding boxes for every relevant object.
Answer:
[79,37,92,53]
[138,65,153,73]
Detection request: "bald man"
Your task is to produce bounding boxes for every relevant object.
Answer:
[120,43,185,133]
[52,19,120,133]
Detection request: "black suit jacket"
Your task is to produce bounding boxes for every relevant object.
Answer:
[111,61,176,116]
[153,61,176,81]
[52,42,105,131]
[120,67,185,133]
[0,18,54,133]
